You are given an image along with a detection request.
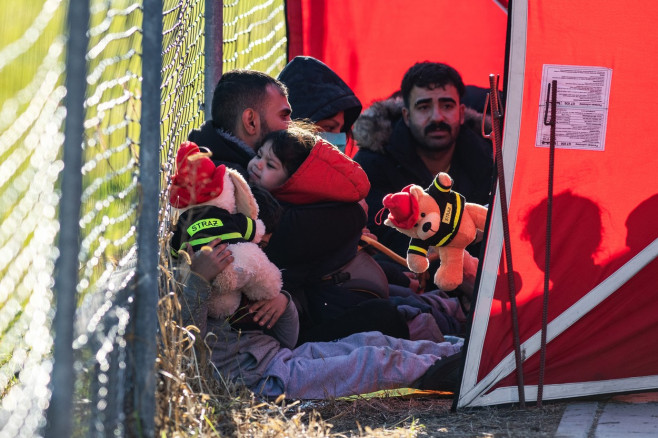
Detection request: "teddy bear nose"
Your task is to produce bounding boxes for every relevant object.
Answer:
[422,222,433,232]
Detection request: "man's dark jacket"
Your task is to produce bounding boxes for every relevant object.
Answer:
[188,121,254,177]
[352,98,494,257]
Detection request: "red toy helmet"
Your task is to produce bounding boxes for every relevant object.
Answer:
[169,141,225,208]
[382,185,419,229]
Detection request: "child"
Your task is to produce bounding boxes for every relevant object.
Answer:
[178,240,463,399]
[247,122,417,343]
[246,121,371,291]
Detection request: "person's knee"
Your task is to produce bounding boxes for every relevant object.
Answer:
[356,299,410,338]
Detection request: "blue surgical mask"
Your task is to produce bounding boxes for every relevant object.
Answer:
[318,131,347,153]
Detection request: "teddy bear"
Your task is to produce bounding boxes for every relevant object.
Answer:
[169,141,282,319]
[381,172,488,291]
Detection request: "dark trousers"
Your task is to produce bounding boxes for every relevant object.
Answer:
[297,286,410,345]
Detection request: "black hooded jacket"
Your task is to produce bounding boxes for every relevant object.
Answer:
[278,56,362,132]
[187,121,255,177]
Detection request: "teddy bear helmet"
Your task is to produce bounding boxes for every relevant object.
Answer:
[379,184,419,229]
[169,141,226,208]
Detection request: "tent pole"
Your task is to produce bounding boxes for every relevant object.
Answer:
[538,79,558,407]
[486,73,526,408]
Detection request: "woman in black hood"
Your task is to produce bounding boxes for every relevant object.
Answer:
[278,56,362,149]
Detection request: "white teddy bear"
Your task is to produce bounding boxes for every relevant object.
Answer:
[169,142,282,318]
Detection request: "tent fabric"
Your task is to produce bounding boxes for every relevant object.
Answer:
[286,0,507,111]
[286,0,658,407]
[458,0,658,407]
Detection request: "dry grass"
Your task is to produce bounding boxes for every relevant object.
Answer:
[153,259,566,437]
[155,288,338,437]
[303,396,565,437]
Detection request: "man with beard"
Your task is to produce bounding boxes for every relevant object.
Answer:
[188,69,292,177]
[353,62,494,259]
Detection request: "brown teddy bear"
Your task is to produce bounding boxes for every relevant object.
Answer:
[381,172,488,291]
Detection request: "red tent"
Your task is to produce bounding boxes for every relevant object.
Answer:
[287,0,508,109]
[288,0,658,406]
[458,0,658,407]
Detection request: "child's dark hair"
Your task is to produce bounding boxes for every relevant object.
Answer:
[250,184,283,234]
[260,120,318,177]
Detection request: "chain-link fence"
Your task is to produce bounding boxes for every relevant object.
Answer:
[0,0,287,435]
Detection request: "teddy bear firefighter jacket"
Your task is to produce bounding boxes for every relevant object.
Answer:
[170,206,259,257]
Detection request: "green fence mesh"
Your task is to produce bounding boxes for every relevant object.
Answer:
[0,0,289,435]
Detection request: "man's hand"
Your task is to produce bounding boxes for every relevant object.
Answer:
[248,293,288,329]
[186,239,233,283]
[361,228,378,241]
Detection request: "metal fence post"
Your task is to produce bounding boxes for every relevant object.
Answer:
[131,0,162,435]
[204,0,223,120]
[44,1,90,437]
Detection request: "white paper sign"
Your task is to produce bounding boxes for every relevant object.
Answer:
[536,65,612,151]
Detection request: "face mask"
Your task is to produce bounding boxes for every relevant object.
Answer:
[318,132,347,153]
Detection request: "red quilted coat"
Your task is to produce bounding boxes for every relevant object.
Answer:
[271,139,370,204]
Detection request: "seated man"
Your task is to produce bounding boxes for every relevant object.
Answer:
[353,62,494,259]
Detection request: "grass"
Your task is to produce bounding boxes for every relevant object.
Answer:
[310,397,565,437]
[154,256,566,437]
[155,289,337,437]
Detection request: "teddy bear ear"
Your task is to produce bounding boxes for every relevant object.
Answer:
[227,168,259,219]
[409,185,425,198]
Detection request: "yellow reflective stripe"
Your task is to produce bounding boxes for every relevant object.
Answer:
[433,178,450,192]
[408,245,428,255]
[187,218,223,236]
[437,232,454,247]
[453,195,462,227]
[436,196,462,247]
[183,232,243,250]
[244,218,254,240]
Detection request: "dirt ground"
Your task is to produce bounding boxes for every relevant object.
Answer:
[299,396,567,437]
[156,292,569,437]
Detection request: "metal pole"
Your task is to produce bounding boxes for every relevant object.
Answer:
[488,73,526,408]
[205,0,223,120]
[538,79,558,407]
[45,1,90,436]
[132,0,162,435]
